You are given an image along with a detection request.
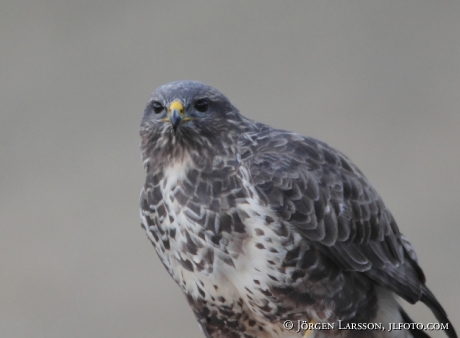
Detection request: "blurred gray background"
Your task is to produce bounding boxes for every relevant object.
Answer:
[1,1,459,337]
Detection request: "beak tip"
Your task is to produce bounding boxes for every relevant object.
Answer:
[170,109,182,131]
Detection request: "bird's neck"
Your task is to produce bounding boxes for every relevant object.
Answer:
[143,131,240,177]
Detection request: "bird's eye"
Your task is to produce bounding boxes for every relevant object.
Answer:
[194,99,208,113]
[151,101,164,114]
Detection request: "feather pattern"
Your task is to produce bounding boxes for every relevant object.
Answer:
[139,81,456,338]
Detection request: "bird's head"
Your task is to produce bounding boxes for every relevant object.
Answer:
[140,81,242,167]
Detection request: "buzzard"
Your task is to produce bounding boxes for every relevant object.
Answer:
[139,81,456,338]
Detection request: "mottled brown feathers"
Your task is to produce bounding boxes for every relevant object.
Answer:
[140,81,456,338]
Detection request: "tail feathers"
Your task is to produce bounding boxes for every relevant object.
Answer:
[420,286,457,338]
[400,308,430,338]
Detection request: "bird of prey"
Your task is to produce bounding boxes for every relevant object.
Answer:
[139,81,456,338]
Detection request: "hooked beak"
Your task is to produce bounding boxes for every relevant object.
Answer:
[168,101,184,132]
[170,108,182,132]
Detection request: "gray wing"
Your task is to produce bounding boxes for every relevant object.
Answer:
[241,125,457,338]
[240,125,425,303]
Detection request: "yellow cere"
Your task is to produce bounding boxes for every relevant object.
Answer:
[169,101,184,114]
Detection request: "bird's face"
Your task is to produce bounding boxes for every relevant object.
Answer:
[140,81,242,166]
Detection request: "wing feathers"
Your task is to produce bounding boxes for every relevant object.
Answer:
[243,127,425,304]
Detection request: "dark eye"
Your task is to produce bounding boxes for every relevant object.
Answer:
[194,99,208,112]
[151,101,164,114]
